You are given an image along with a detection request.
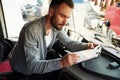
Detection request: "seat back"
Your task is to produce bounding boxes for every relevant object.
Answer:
[0,38,29,80]
[0,39,13,62]
[0,60,13,75]
[0,39,13,79]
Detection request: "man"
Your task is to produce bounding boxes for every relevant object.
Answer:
[9,0,97,80]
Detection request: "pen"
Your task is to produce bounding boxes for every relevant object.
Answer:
[64,50,72,54]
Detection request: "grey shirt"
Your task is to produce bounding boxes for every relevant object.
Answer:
[9,16,88,75]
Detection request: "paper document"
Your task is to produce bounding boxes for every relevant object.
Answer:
[74,45,102,63]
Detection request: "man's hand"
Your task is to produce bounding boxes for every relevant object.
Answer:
[60,53,80,68]
[87,42,98,49]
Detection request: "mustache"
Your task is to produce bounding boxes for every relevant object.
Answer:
[59,23,69,26]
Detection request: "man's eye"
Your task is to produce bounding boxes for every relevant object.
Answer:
[60,14,65,18]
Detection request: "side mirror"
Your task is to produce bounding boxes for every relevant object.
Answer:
[105,20,111,27]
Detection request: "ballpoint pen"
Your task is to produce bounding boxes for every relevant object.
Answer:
[64,50,72,54]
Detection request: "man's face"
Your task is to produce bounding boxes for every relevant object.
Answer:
[50,3,73,30]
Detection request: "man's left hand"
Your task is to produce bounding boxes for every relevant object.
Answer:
[87,43,98,49]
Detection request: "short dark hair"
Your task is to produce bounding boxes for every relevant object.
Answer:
[50,0,74,8]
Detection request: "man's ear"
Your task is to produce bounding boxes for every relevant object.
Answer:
[49,8,54,16]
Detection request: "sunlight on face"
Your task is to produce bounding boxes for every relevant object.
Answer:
[51,3,73,30]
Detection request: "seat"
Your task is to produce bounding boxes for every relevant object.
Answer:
[0,39,29,80]
[0,60,13,80]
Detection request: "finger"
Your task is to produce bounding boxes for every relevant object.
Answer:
[94,43,98,47]
[88,43,95,49]
[71,54,80,64]
[91,43,95,49]
[67,54,80,65]
[70,53,80,58]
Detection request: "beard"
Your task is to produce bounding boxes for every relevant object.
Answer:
[50,16,65,30]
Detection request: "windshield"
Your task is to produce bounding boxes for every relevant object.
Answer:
[1,0,120,51]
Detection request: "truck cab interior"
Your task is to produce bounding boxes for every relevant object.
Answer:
[0,0,120,80]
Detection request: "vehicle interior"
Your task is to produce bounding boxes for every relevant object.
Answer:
[0,0,120,80]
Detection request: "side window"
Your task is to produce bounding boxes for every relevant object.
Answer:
[1,0,85,42]
[1,0,51,41]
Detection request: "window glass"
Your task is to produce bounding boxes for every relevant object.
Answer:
[2,0,120,49]
[1,0,50,40]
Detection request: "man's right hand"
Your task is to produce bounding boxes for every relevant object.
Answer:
[60,53,80,67]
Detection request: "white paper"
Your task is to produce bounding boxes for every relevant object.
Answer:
[74,45,102,63]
